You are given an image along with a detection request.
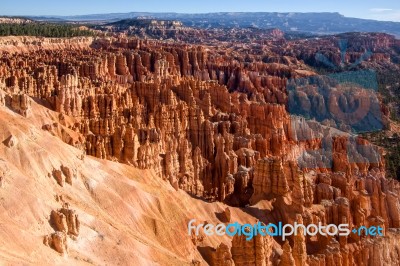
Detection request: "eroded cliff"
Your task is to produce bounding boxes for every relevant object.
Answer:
[0,33,400,265]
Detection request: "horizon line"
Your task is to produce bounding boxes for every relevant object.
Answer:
[1,11,399,23]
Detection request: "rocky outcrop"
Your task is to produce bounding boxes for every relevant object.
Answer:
[3,135,18,148]
[43,231,68,255]
[207,243,234,266]
[279,241,295,266]
[6,93,32,117]
[44,204,80,255]
[60,165,73,185]
[52,166,74,187]
[0,36,93,54]
[231,227,274,265]
[50,204,80,237]
[250,157,290,203]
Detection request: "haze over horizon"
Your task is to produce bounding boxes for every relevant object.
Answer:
[1,0,400,22]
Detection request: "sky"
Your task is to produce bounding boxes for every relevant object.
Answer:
[1,0,400,22]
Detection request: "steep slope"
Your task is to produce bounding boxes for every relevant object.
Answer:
[0,94,262,265]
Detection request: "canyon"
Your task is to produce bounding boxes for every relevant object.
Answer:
[0,26,400,265]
